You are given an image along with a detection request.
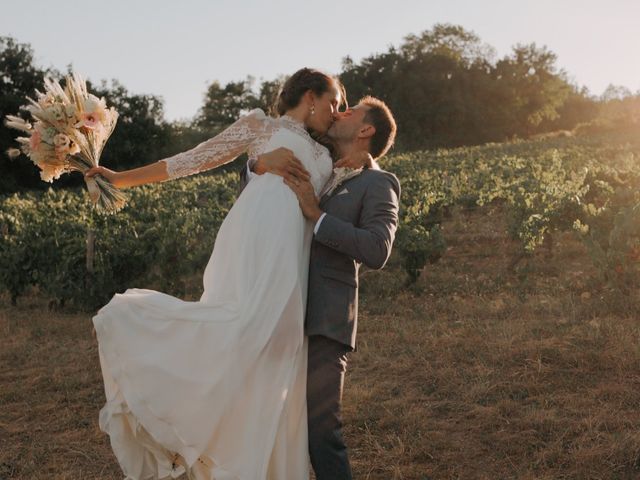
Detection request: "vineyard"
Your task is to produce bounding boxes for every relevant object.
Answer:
[391,131,640,289]
[1,131,639,310]
[3,130,640,479]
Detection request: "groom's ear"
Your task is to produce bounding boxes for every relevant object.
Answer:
[358,124,375,140]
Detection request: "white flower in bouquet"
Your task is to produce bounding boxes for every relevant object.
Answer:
[4,115,32,133]
[53,133,72,153]
[4,72,126,213]
[6,148,21,159]
[76,95,108,130]
[39,161,65,183]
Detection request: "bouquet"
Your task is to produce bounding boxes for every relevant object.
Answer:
[5,72,126,213]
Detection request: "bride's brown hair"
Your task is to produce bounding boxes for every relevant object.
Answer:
[275,68,346,116]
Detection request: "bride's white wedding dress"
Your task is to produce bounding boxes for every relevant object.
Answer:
[92,109,334,480]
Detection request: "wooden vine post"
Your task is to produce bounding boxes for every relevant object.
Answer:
[86,226,96,275]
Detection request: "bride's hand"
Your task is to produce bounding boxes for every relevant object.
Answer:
[334,151,379,170]
[255,148,310,182]
[85,166,123,188]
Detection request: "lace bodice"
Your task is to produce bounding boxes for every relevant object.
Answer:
[159,109,333,195]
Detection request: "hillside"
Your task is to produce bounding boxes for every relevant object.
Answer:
[2,201,639,479]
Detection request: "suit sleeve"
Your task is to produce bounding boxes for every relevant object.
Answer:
[238,158,258,195]
[314,172,401,270]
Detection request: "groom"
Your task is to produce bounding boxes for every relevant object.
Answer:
[240,96,400,480]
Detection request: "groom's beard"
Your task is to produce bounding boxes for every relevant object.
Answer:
[322,124,357,161]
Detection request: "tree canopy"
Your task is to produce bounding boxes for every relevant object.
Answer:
[1,26,636,193]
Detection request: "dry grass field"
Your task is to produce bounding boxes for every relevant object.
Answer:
[2,204,640,479]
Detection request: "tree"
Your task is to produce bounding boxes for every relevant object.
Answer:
[340,24,501,149]
[91,79,172,173]
[0,36,54,193]
[196,77,259,132]
[340,26,578,149]
[400,23,496,67]
[596,86,640,130]
[0,37,174,192]
[256,76,285,115]
[538,85,598,132]
[601,84,633,102]
[493,43,572,137]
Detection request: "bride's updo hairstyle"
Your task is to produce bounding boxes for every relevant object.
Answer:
[276,68,346,116]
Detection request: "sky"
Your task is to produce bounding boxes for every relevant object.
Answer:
[2,0,639,122]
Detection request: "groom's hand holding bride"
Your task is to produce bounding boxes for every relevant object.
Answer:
[281,149,376,224]
[254,147,376,224]
[334,150,377,170]
[255,147,311,182]
[283,176,323,224]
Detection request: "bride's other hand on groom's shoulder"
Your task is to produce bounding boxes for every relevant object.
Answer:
[334,151,378,170]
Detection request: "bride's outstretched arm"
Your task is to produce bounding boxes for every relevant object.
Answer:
[85,161,169,189]
[85,109,269,188]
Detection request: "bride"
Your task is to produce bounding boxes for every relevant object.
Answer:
[87,68,370,480]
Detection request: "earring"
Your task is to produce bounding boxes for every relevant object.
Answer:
[310,104,315,115]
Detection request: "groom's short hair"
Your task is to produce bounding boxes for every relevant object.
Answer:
[360,96,397,159]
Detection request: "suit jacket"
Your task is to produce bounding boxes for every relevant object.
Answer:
[239,165,401,350]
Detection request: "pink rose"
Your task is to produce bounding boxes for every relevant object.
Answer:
[29,130,42,150]
[76,113,100,130]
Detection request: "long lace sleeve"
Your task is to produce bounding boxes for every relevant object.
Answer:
[159,108,270,181]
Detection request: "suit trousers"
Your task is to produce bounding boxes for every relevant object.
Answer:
[307,334,353,480]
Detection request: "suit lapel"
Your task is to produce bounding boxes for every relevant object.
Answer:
[319,191,332,206]
[320,172,362,206]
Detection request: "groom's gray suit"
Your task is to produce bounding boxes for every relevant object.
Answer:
[307,168,400,349]
[240,164,400,480]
